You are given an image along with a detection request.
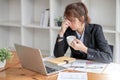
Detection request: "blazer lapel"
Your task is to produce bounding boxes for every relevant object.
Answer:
[84,24,91,47]
[72,31,78,38]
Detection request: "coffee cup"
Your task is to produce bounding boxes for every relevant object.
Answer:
[66,36,76,46]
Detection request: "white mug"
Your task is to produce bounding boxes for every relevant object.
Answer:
[66,36,76,46]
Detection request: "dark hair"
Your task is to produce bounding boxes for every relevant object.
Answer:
[64,2,90,24]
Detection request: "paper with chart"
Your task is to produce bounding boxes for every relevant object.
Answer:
[85,61,107,73]
[57,72,87,80]
[62,60,107,73]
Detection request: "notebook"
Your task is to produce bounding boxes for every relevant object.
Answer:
[15,44,66,75]
[47,56,76,65]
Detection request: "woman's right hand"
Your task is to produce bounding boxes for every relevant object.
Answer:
[59,19,71,37]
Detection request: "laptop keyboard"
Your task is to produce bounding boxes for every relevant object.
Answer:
[44,61,66,73]
[45,66,57,73]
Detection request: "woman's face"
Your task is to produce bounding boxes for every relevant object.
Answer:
[69,18,83,31]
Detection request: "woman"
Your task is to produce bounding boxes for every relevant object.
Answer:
[54,2,112,63]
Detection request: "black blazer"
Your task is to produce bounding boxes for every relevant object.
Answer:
[54,23,113,63]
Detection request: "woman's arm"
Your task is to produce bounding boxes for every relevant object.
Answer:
[54,34,69,57]
[54,19,71,57]
[87,25,113,63]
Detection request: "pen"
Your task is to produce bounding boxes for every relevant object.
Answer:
[86,66,103,69]
[70,66,85,68]
[70,66,103,69]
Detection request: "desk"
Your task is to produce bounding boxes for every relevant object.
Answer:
[0,52,119,80]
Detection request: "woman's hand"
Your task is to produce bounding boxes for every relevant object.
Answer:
[70,39,88,53]
[59,19,71,37]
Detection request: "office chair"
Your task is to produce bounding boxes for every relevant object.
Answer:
[109,45,113,62]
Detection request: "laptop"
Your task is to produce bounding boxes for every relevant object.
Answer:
[15,44,66,75]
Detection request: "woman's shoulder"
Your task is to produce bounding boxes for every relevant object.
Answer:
[85,23,103,33]
[89,23,102,28]
[88,23,103,30]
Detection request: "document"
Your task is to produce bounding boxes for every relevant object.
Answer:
[103,63,120,74]
[43,56,55,61]
[70,60,86,71]
[85,61,107,73]
[57,72,87,80]
[62,60,107,73]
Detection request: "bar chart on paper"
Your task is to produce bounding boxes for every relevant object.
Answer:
[57,72,88,80]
